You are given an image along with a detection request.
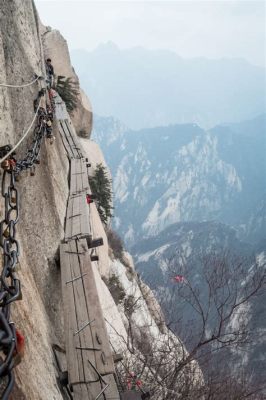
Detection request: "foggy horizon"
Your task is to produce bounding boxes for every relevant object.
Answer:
[71,40,265,69]
[36,0,266,68]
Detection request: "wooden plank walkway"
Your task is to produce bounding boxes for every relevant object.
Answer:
[55,95,120,400]
[55,95,83,159]
[65,159,91,242]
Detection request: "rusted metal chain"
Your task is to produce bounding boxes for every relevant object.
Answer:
[0,89,53,399]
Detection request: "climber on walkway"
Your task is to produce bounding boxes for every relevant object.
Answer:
[45,58,54,88]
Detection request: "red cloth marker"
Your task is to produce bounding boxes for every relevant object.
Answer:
[13,329,25,367]
[86,194,93,204]
[172,275,184,283]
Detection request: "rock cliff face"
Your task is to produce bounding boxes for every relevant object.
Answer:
[0,1,195,398]
[0,1,68,398]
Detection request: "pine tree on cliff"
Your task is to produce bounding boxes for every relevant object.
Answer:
[55,75,79,111]
[90,164,113,224]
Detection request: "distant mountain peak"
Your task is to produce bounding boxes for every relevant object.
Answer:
[94,41,120,52]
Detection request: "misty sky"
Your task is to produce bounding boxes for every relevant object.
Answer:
[35,0,265,67]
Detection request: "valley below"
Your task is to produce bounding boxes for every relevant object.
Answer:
[93,113,266,396]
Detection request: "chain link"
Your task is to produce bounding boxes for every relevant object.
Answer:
[0,89,54,399]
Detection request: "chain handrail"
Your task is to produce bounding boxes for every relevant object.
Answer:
[0,74,42,89]
[0,88,54,399]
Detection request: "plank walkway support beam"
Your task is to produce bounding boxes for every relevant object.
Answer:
[55,94,120,400]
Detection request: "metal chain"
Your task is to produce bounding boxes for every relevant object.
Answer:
[16,105,51,173]
[0,90,53,399]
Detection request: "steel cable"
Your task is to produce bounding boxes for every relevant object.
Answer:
[0,101,41,165]
[0,75,41,89]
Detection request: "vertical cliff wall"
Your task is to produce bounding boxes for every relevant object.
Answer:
[0,1,68,398]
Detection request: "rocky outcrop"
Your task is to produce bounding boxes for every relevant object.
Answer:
[41,27,93,138]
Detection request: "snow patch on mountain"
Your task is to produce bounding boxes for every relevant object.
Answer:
[137,244,171,263]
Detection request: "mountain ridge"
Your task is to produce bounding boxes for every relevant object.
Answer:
[93,113,265,247]
[72,44,265,129]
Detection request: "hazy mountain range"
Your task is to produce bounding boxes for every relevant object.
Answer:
[72,42,265,130]
[93,113,266,248]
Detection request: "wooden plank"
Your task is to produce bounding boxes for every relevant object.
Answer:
[67,162,91,241]
[60,120,71,149]
[68,241,100,398]
[79,194,90,237]
[71,192,82,239]
[55,95,82,159]
[85,180,93,235]
[81,160,89,191]
[64,120,76,152]
[70,159,87,195]
[78,240,115,375]
[60,243,80,385]
[70,159,78,195]
[76,159,83,193]
[71,162,81,239]
[69,246,89,400]
[61,120,75,158]
[104,375,120,400]
[79,194,87,236]
[55,98,66,120]
[62,120,72,150]
[65,120,83,158]
[65,196,74,241]
[85,197,93,238]
[58,121,73,158]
